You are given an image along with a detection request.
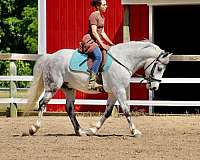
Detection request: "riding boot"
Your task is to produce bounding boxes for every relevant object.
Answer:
[88,72,103,90]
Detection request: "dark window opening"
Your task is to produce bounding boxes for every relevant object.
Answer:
[153,5,200,113]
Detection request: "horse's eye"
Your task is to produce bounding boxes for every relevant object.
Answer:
[157,66,163,72]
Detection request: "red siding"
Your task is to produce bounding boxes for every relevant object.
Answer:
[46,0,149,112]
[129,5,149,112]
[129,5,149,40]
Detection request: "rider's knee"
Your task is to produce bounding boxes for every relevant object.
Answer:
[93,47,102,61]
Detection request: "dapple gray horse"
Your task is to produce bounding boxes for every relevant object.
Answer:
[26,41,172,137]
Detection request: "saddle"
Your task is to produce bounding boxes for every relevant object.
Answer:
[69,50,112,86]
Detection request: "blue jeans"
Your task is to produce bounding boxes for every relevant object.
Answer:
[91,47,102,74]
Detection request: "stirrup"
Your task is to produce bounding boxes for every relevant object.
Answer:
[88,81,102,90]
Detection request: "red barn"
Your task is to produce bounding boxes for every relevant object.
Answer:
[38,0,150,112]
[38,0,200,113]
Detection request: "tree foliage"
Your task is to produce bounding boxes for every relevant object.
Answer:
[0,0,37,88]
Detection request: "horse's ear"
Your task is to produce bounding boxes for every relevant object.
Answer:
[166,52,173,57]
[162,52,173,58]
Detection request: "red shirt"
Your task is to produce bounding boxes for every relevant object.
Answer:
[79,11,105,53]
[88,11,105,40]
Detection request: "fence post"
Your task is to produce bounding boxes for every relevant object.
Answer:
[9,61,17,117]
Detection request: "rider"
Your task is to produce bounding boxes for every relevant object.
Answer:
[79,0,114,90]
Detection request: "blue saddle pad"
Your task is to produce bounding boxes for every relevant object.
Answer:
[69,50,112,73]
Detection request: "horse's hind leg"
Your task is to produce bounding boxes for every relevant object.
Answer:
[28,64,64,136]
[61,85,86,136]
[87,94,117,135]
[29,91,55,135]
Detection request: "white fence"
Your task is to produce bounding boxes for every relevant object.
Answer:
[1,76,200,105]
[1,53,200,116]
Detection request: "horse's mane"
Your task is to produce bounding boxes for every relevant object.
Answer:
[131,40,162,53]
[110,40,163,60]
[113,40,156,50]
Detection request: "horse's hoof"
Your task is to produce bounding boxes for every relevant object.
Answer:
[132,129,142,138]
[77,128,87,136]
[29,127,35,136]
[29,125,39,136]
[85,127,97,136]
[22,131,29,136]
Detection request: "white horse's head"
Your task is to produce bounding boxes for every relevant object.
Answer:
[144,51,172,91]
[110,41,172,91]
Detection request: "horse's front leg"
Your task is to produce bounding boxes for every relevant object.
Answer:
[28,91,54,135]
[115,88,142,137]
[62,86,86,136]
[87,94,117,135]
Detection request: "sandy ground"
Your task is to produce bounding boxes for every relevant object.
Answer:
[0,115,200,160]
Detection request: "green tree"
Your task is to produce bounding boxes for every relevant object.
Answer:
[0,0,37,88]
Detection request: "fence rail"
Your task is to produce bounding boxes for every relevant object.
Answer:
[1,53,200,61]
[1,98,200,107]
[0,53,41,61]
[1,76,200,83]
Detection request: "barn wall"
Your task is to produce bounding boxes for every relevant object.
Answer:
[129,5,149,112]
[46,0,149,112]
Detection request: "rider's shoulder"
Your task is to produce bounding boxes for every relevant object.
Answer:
[90,11,100,17]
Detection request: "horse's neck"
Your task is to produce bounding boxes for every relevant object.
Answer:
[111,42,157,72]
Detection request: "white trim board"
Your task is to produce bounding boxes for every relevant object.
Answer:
[121,0,200,5]
[38,0,46,55]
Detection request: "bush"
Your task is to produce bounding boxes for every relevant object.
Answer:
[0,0,37,88]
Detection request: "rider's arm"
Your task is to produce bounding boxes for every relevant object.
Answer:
[91,25,110,50]
[101,28,114,46]
[91,25,104,45]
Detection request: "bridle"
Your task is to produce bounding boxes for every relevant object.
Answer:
[108,51,168,86]
[139,52,168,85]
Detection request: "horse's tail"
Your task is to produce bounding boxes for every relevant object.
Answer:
[25,55,47,112]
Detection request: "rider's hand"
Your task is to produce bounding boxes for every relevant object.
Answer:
[110,43,115,46]
[101,43,110,50]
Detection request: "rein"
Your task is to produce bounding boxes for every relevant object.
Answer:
[107,52,132,75]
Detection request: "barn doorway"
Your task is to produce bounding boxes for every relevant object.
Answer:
[153,5,200,113]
